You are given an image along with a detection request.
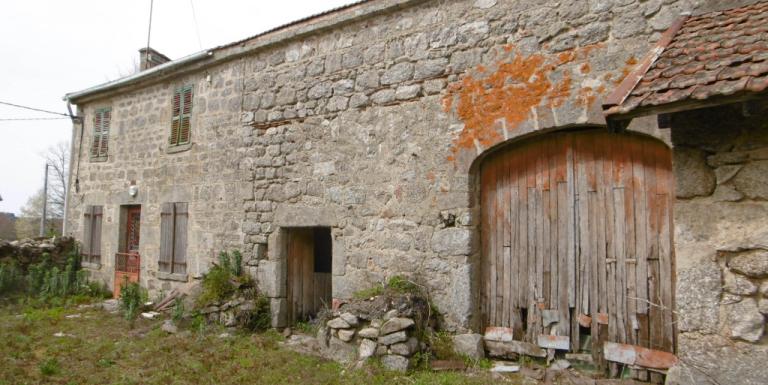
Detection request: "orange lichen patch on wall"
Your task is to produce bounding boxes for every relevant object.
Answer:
[443,51,553,157]
[443,45,608,159]
[615,56,639,85]
[580,62,591,74]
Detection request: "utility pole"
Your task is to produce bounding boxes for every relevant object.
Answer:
[39,163,49,237]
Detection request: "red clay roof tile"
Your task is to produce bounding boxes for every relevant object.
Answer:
[605,1,768,117]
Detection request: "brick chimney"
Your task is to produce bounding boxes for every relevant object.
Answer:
[139,47,171,71]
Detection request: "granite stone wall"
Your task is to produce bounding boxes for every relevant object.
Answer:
[65,60,247,292]
[668,102,768,385]
[66,0,751,335]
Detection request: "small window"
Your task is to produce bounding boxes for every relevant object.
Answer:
[159,202,188,275]
[82,205,103,264]
[91,108,110,159]
[169,86,193,146]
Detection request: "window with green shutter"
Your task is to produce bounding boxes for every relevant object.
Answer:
[91,108,110,160]
[170,86,193,146]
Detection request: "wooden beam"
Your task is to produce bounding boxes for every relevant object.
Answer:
[603,342,678,369]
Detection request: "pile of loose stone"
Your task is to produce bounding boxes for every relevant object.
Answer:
[200,296,262,327]
[321,309,421,371]
[316,293,430,372]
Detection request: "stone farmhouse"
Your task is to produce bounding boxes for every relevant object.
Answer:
[63,0,768,383]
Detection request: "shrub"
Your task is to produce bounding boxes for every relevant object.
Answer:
[353,275,422,299]
[119,280,147,324]
[197,250,245,306]
[0,262,23,295]
[197,265,234,306]
[172,296,185,323]
[243,295,271,331]
[39,357,60,376]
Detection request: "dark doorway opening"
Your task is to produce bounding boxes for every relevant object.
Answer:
[286,227,332,323]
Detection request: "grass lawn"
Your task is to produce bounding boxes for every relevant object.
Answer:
[0,302,517,385]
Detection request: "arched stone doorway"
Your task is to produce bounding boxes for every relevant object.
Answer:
[479,128,675,368]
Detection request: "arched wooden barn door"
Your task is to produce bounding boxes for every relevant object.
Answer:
[480,129,675,368]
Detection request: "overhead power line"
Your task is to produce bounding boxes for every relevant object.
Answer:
[190,0,203,50]
[0,100,71,117]
[0,117,69,122]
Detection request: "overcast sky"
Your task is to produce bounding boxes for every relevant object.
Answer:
[0,0,351,215]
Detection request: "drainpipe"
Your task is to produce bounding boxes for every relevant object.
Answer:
[62,100,82,237]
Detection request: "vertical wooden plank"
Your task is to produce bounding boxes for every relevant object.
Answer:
[82,206,93,259]
[557,181,570,338]
[495,154,505,326]
[566,134,577,310]
[594,133,609,370]
[549,138,564,316]
[519,149,529,317]
[303,229,314,321]
[614,188,627,345]
[635,140,650,316]
[603,138,618,376]
[623,138,638,347]
[93,206,103,262]
[508,156,521,334]
[481,162,493,330]
[542,138,552,311]
[286,231,295,324]
[502,149,512,328]
[159,203,174,273]
[488,158,498,326]
[173,203,188,275]
[527,186,537,342]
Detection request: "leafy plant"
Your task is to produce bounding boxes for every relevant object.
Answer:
[197,265,234,306]
[230,250,243,277]
[191,313,207,336]
[119,279,147,324]
[242,295,271,331]
[353,284,384,299]
[38,357,60,376]
[386,275,421,295]
[198,250,246,306]
[352,275,421,299]
[0,262,23,295]
[96,358,115,368]
[172,297,185,323]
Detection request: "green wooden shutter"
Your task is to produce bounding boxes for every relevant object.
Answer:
[173,203,188,274]
[91,109,110,158]
[179,87,192,144]
[99,110,110,157]
[91,113,102,157]
[159,203,174,272]
[170,86,192,146]
[170,91,181,145]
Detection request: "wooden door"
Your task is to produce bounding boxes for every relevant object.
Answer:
[115,207,141,298]
[479,130,675,365]
[286,228,332,323]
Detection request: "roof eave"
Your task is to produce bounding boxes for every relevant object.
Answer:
[64,50,214,104]
[602,15,689,110]
[63,0,423,105]
[605,91,768,122]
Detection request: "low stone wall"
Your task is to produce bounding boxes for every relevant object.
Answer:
[0,236,76,271]
[199,296,263,327]
[317,293,430,372]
